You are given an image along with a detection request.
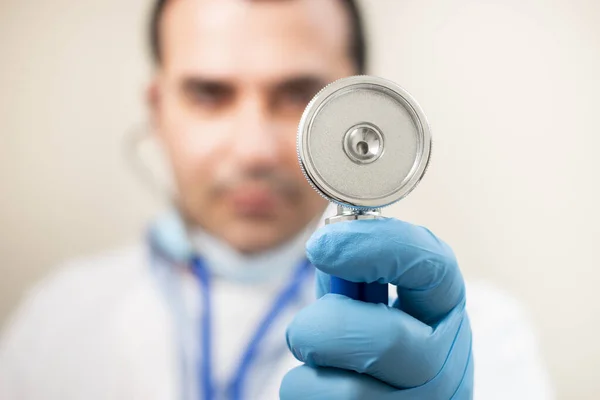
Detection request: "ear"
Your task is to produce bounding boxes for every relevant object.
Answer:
[146,77,161,133]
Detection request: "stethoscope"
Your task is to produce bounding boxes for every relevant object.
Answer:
[148,229,313,400]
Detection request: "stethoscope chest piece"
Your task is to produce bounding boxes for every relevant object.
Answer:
[297,75,433,303]
[297,76,432,213]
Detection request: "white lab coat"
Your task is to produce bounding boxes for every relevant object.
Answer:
[0,213,555,400]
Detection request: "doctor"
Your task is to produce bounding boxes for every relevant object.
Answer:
[0,0,553,399]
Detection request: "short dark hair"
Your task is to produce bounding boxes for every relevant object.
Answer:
[149,0,367,73]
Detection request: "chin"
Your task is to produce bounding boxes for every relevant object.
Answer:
[221,218,294,254]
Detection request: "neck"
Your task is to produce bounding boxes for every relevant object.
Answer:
[150,204,336,282]
[189,222,316,284]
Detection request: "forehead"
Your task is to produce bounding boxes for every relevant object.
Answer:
[160,0,353,79]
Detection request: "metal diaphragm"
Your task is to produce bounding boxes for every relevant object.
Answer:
[297,75,432,210]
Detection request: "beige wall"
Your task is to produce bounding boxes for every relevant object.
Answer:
[0,0,598,398]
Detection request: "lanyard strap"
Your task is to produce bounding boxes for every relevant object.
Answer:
[191,257,312,400]
[193,258,214,400]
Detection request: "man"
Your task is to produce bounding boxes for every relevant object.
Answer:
[0,0,553,399]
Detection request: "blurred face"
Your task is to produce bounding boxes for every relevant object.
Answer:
[149,0,356,253]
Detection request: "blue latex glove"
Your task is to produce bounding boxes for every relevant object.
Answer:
[280,218,473,399]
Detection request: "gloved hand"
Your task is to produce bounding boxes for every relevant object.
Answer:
[280,218,473,399]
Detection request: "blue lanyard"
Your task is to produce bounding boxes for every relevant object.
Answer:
[148,231,313,400]
[190,256,312,400]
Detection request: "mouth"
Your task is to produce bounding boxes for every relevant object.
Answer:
[226,185,283,217]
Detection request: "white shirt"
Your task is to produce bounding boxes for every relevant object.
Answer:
[0,213,555,399]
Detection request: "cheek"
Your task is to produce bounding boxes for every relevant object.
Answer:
[162,111,234,185]
[277,128,328,210]
[280,130,319,197]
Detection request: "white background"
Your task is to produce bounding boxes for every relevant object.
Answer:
[0,0,599,398]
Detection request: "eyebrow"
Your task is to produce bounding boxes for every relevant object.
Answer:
[180,77,235,93]
[179,74,329,92]
[271,75,329,94]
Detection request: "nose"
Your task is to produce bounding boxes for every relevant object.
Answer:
[230,99,283,170]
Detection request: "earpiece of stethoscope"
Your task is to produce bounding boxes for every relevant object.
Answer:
[297,75,432,303]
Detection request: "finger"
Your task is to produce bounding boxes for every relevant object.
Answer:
[306,218,465,325]
[280,345,473,400]
[280,365,396,400]
[286,294,467,389]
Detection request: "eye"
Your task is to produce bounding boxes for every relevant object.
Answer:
[182,80,234,109]
[274,80,323,116]
[277,85,319,109]
[278,87,315,106]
